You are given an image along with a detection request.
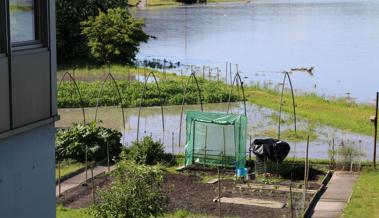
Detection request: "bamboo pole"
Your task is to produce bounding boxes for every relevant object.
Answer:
[91,164,95,205]
[302,136,310,210]
[85,145,88,183]
[229,63,232,85]
[107,143,110,173]
[223,127,226,168]
[289,173,294,218]
[225,62,228,84]
[58,160,61,196]
[374,92,378,169]
[204,126,208,167]
[172,132,175,155]
[218,167,222,218]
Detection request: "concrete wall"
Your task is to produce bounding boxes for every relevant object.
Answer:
[0,124,56,218]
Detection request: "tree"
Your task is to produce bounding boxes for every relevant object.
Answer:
[81,8,149,64]
[56,0,129,61]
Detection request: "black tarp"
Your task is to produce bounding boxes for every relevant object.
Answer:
[252,138,290,162]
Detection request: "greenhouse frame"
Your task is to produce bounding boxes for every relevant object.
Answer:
[184,111,247,168]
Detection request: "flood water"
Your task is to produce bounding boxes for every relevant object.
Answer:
[133,0,379,103]
[57,102,376,161]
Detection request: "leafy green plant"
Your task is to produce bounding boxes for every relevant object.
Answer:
[335,140,365,170]
[128,136,166,165]
[81,8,149,64]
[55,123,123,162]
[90,161,169,218]
[58,80,240,108]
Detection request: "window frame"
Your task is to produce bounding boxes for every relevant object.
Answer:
[0,0,7,55]
[10,0,48,51]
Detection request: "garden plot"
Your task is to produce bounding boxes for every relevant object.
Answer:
[57,169,324,218]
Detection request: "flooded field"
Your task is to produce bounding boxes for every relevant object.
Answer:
[57,102,376,160]
[133,0,379,103]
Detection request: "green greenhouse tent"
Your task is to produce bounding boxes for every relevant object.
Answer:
[184,111,247,168]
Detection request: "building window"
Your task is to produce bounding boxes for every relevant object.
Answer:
[0,1,6,53]
[10,0,37,43]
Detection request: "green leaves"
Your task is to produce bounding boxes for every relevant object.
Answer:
[58,80,241,108]
[128,136,166,165]
[81,8,149,64]
[56,0,129,61]
[55,123,123,162]
[90,162,169,218]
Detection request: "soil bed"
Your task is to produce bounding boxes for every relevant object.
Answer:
[57,171,322,218]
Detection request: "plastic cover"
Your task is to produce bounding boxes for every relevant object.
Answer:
[184,111,247,168]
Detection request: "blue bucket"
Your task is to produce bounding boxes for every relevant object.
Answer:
[236,167,247,177]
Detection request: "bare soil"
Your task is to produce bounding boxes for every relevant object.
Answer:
[57,171,321,218]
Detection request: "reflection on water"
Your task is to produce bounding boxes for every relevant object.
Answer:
[133,0,379,103]
[10,0,35,42]
[57,102,376,160]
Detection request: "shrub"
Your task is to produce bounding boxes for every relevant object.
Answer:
[55,123,123,162]
[81,8,149,64]
[90,161,169,218]
[128,136,166,165]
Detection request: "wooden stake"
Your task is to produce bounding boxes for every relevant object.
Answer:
[107,143,110,173]
[172,132,175,155]
[85,145,88,182]
[374,92,378,169]
[204,126,208,167]
[225,62,228,84]
[218,167,222,218]
[91,164,95,205]
[58,160,61,196]
[289,174,294,218]
[302,136,310,210]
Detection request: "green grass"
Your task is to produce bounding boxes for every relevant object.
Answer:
[254,128,318,142]
[163,210,237,218]
[56,162,85,179]
[57,206,90,218]
[343,169,379,218]
[246,85,374,136]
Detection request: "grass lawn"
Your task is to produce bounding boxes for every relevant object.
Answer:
[246,86,374,136]
[343,169,379,218]
[57,206,90,218]
[56,162,86,179]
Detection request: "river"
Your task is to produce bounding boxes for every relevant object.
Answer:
[133,0,379,103]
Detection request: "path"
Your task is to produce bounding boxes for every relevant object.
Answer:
[311,171,358,218]
[56,165,115,197]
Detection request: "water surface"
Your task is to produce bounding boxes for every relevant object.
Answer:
[57,102,376,161]
[133,0,379,103]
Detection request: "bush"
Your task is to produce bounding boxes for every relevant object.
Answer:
[81,8,149,64]
[56,0,129,61]
[56,123,123,162]
[90,161,169,218]
[128,136,166,165]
